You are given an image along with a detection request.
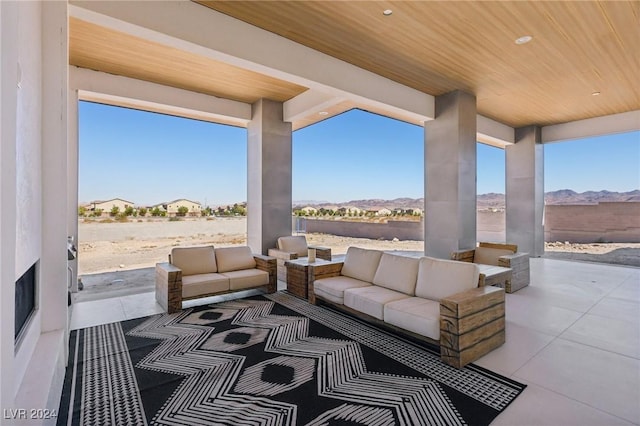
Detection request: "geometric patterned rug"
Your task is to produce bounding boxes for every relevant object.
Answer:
[57,292,525,425]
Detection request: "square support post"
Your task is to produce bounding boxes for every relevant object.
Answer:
[424,91,477,258]
[247,99,292,254]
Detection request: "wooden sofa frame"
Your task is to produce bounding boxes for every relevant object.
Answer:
[155,254,277,314]
[308,260,505,369]
[451,242,530,293]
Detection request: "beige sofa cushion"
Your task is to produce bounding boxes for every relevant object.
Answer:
[415,257,479,301]
[341,247,383,283]
[314,276,371,304]
[384,297,441,340]
[474,246,514,266]
[182,273,229,298]
[171,246,217,275]
[373,253,419,295]
[215,246,256,272]
[222,269,269,290]
[344,286,409,320]
[277,236,308,257]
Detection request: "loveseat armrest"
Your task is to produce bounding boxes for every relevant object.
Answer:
[155,262,182,314]
[498,252,530,292]
[309,245,332,261]
[308,260,344,304]
[439,286,505,368]
[450,249,475,263]
[254,254,277,293]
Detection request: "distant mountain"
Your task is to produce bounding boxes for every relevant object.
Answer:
[294,190,639,211]
[544,189,640,205]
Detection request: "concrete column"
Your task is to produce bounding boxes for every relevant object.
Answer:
[40,0,68,333]
[247,99,292,254]
[424,91,477,258]
[506,126,544,256]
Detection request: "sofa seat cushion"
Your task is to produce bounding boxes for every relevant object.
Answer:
[384,297,441,340]
[314,276,372,304]
[221,269,269,290]
[344,286,410,320]
[416,257,479,301]
[372,253,419,295]
[215,246,256,272]
[474,246,514,266]
[182,273,229,299]
[277,236,308,257]
[172,246,217,275]
[341,247,383,283]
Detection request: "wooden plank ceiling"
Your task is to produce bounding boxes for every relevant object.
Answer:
[69,17,307,105]
[199,1,640,128]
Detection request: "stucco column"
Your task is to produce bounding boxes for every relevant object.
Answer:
[247,99,292,254]
[424,90,477,258]
[506,126,544,256]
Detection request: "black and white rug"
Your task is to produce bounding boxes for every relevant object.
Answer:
[57,292,525,425]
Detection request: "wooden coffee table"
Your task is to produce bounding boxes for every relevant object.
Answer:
[284,258,332,299]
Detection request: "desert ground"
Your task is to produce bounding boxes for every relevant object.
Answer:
[75,216,639,302]
[78,216,640,274]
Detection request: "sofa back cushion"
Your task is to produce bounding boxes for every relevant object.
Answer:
[171,246,217,275]
[372,253,419,295]
[277,236,308,257]
[474,246,514,266]
[341,247,383,283]
[415,257,479,301]
[215,246,256,272]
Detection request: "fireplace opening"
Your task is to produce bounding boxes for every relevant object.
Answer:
[15,261,38,343]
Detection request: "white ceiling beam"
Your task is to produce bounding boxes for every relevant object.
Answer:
[69,1,434,123]
[284,90,345,123]
[70,66,251,127]
[477,115,515,148]
[541,110,640,144]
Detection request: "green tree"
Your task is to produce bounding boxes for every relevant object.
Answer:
[78,206,86,217]
[138,207,147,217]
[92,208,103,217]
[177,206,189,217]
[124,206,135,216]
[110,206,120,217]
[151,207,162,217]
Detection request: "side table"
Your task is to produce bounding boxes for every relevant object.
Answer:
[284,258,331,299]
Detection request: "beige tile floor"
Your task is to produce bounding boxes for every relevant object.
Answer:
[69,258,640,425]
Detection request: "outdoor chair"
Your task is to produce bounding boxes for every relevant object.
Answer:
[268,235,331,282]
[451,242,530,293]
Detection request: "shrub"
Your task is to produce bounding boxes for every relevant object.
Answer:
[169,216,181,222]
[138,207,147,217]
[176,206,189,217]
[78,206,86,217]
[124,206,135,216]
[151,207,162,217]
[110,206,120,217]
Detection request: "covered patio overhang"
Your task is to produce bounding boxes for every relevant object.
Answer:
[1,0,638,414]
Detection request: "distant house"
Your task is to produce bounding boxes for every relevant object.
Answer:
[300,206,317,215]
[90,198,134,214]
[337,206,362,216]
[376,208,392,216]
[164,199,202,216]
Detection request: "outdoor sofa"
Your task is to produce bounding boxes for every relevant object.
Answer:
[308,247,505,368]
[155,245,276,313]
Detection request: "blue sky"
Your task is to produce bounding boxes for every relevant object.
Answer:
[79,102,639,206]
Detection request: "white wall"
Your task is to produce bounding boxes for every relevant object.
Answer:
[1,0,68,415]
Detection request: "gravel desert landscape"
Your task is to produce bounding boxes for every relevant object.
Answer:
[78,216,640,275]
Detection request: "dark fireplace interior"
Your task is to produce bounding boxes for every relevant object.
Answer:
[15,262,37,341]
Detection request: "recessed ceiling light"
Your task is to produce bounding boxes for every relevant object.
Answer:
[515,35,533,45]
[383,9,393,16]
[592,91,601,96]
[318,111,329,116]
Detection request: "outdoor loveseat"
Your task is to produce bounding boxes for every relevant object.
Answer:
[307,247,505,368]
[451,242,530,293]
[155,245,276,313]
